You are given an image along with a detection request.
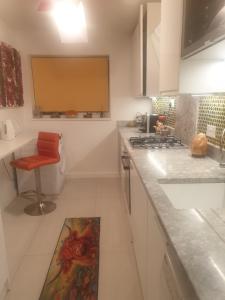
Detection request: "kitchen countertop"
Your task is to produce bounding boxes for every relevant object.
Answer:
[119,127,225,300]
[0,132,35,160]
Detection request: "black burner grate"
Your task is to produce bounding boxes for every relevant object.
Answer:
[129,136,185,149]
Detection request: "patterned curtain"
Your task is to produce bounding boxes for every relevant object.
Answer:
[0,44,6,107]
[13,48,24,107]
[0,42,24,108]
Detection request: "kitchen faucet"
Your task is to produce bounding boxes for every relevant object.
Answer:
[220,128,225,167]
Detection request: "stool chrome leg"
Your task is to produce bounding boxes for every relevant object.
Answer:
[11,152,19,196]
[24,168,56,216]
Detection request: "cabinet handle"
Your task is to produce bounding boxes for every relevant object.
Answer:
[121,156,130,170]
[154,215,168,245]
[163,252,183,298]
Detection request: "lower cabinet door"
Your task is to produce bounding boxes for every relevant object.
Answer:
[129,159,167,300]
[147,203,166,300]
[130,160,148,299]
[158,270,174,300]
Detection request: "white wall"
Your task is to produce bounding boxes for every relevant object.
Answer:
[0,18,151,285]
[0,19,27,206]
[0,17,25,296]
[20,29,150,121]
[0,17,152,188]
[19,29,151,177]
[0,18,25,128]
[0,21,151,184]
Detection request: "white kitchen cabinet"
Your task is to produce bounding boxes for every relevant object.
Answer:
[146,3,161,97]
[130,159,167,300]
[160,0,225,95]
[179,39,225,94]
[130,160,148,299]
[129,158,173,300]
[125,145,197,299]
[0,212,9,299]
[159,0,183,95]
[147,201,166,300]
[128,164,196,299]
[132,5,144,97]
[132,3,161,98]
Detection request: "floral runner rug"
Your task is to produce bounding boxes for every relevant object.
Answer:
[39,217,100,300]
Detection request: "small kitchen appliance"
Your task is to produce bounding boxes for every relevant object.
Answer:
[149,114,159,133]
[137,114,159,133]
[1,120,16,141]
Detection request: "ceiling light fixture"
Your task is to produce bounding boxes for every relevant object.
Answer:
[50,0,88,43]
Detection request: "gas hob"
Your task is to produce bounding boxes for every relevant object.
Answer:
[129,135,185,149]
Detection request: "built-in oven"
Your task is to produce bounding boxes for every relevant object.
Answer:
[120,150,131,214]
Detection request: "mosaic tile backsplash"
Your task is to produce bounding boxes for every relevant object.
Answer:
[153,95,225,147]
[152,97,176,127]
[197,96,225,146]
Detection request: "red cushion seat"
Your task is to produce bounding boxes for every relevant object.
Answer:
[11,131,60,171]
[11,155,59,171]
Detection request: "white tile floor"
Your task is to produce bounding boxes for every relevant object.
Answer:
[3,178,143,300]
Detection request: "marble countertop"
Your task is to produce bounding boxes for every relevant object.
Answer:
[119,127,225,300]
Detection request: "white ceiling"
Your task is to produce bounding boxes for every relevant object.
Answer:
[0,0,158,34]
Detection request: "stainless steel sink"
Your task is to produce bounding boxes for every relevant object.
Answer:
[160,183,225,209]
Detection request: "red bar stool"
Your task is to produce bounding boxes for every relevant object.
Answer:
[11,131,61,216]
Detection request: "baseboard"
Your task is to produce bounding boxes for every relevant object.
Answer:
[66,172,120,179]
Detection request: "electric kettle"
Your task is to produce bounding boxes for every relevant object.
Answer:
[1,120,16,141]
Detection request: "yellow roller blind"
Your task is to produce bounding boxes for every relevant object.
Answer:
[31,56,109,112]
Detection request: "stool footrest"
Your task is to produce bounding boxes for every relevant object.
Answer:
[24,201,56,216]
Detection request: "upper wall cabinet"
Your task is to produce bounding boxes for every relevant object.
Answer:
[182,0,225,59]
[159,0,183,95]
[180,39,225,94]
[132,3,161,98]
[132,6,143,98]
[146,3,161,97]
[160,0,225,95]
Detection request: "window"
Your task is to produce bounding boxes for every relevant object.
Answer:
[31,56,109,114]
